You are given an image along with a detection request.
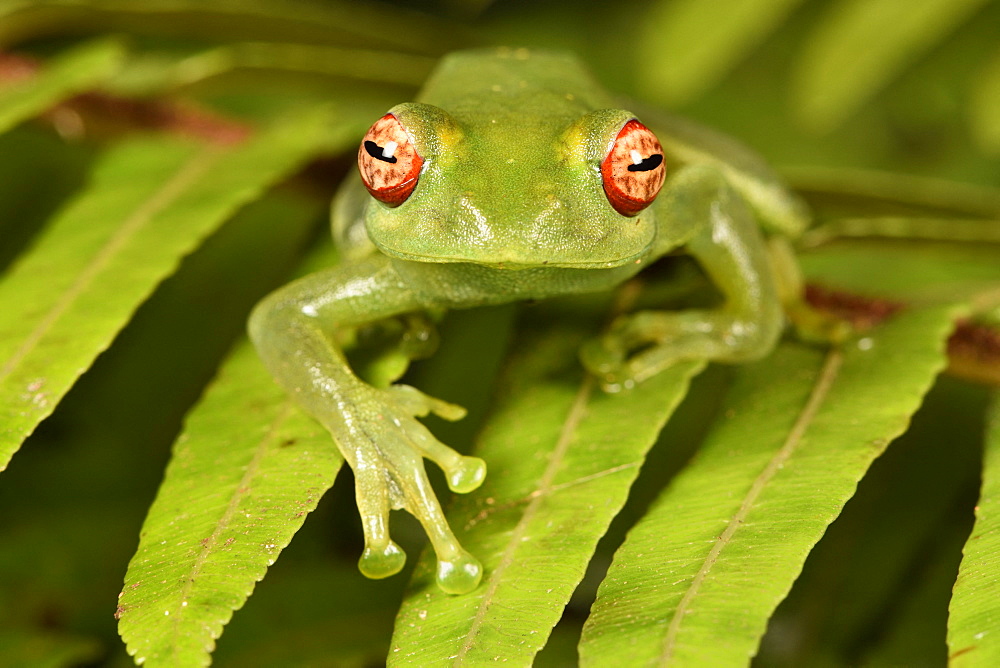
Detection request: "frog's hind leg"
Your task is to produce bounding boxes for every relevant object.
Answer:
[582,165,784,388]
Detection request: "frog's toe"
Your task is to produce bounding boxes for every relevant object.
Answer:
[354,463,408,580]
[390,445,484,594]
[348,386,484,592]
[447,456,486,494]
[580,337,641,391]
[388,384,467,422]
[436,550,483,595]
[359,541,406,579]
[579,336,625,377]
[786,300,853,345]
[400,313,440,360]
[400,418,486,494]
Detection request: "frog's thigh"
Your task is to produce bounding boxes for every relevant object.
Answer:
[622,167,783,381]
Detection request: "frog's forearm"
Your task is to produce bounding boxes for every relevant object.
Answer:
[640,166,782,366]
[251,255,417,340]
[247,255,418,418]
[248,254,485,593]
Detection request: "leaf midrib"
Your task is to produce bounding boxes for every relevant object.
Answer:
[0,144,222,386]
[165,400,300,656]
[454,375,596,663]
[658,347,844,663]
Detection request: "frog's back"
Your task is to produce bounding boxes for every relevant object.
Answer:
[420,49,807,237]
[417,48,615,126]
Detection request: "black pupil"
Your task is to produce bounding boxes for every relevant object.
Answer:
[365,140,398,164]
[627,154,663,172]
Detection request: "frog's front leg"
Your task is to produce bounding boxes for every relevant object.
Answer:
[582,165,784,389]
[248,254,486,594]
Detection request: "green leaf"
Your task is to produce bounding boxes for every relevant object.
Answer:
[129,42,437,92]
[789,167,1000,220]
[116,341,343,668]
[800,217,1000,249]
[948,391,1000,665]
[0,38,124,136]
[0,106,366,472]
[793,0,992,132]
[636,0,805,106]
[970,47,1000,155]
[756,377,986,664]
[0,191,324,666]
[798,240,1000,306]
[578,304,961,666]
[0,0,467,54]
[391,301,705,665]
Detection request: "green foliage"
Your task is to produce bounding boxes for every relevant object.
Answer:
[791,0,994,131]
[970,47,1000,155]
[0,105,368,470]
[949,394,1000,666]
[580,305,960,665]
[117,342,342,667]
[0,1,997,666]
[634,0,807,106]
[393,306,703,665]
[0,38,124,135]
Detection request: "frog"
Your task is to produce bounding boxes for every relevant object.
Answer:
[248,47,810,595]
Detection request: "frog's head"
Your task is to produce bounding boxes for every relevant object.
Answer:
[357,103,666,269]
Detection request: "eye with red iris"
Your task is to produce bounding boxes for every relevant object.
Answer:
[600,119,666,216]
[357,113,423,206]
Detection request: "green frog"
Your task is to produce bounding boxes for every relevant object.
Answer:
[249,47,808,594]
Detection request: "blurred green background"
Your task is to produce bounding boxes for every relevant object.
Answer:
[0,0,997,665]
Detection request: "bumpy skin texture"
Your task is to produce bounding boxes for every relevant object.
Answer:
[249,48,809,594]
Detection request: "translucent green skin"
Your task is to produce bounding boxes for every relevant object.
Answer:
[249,48,808,594]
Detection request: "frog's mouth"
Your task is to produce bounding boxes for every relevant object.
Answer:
[365,191,658,270]
[372,241,650,271]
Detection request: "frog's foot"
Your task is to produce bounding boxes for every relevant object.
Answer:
[786,294,856,345]
[347,384,486,594]
[398,313,440,360]
[579,335,627,387]
[351,314,441,388]
[581,309,776,390]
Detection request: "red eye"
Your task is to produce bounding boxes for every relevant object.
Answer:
[600,119,666,216]
[358,113,423,206]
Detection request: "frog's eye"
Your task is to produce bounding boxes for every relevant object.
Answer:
[358,113,423,206]
[600,119,666,216]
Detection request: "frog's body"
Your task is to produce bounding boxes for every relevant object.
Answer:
[249,48,808,594]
